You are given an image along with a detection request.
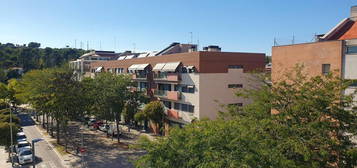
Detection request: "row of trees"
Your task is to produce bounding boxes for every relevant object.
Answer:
[135,68,357,168]
[0,81,20,148]
[11,66,167,152]
[0,42,85,82]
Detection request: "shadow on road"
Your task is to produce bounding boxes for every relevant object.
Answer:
[17,113,36,127]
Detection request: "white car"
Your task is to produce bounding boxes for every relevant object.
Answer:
[18,149,33,165]
[16,132,27,143]
[99,124,109,132]
[16,141,31,154]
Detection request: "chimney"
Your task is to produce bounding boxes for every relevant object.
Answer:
[206,45,221,52]
[351,6,357,20]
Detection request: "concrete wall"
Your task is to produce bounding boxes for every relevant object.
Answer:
[198,69,257,120]
[178,73,200,122]
[272,40,343,81]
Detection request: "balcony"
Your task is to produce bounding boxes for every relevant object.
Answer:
[167,109,179,119]
[153,73,181,82]
[154,90,181,101]
[132,73,147,80]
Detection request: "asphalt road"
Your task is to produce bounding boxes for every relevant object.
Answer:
[18,113,65,168]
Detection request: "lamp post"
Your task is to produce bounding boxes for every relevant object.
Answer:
[9,101,14,167]
[32,138,43,168]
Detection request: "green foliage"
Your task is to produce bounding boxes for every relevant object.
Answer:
[142,101,165,125]
[0,113,20,125]
[0,122,19,147]
[135,67,357,168]
[0,42,85,76]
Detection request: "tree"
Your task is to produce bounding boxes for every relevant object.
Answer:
[134,67,357,168]
[141,101,165,135]
[123,90,149,127]
[27,42,40,48]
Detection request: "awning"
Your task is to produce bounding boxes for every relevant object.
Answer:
[117,56,126,60]
[128,64,140,71]
[153,63,166,71]
[125,55,135,59]
[137,64,149,70]
[128,64,149,71]
[161,62,181,72]
[95,67,103,73]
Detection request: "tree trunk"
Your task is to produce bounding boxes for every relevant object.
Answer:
[46,113,49,133]
[114,108,120,143]
[50,117,54,137]
[42,112,45,128]
[56,119,60,144]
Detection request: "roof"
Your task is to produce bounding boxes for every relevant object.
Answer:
[320,17,357,41]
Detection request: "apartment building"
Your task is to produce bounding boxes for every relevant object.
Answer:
[272,6,357,102]
[90,44,265,126]
[70,50,120,80]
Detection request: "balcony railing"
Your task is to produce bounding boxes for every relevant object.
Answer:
[153,73,180,82]
[132,73,147,80]
[154,90,181,100]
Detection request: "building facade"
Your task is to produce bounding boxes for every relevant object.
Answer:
[90,50,265,126]
[272,6,357,102]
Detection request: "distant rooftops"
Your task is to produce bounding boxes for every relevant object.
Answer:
[78,42,223,61]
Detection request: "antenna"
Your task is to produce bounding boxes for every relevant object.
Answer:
[87,41,89,50]
[273,37,278,46]
[197,32,200,51]
[189,32,193,44]
[292,34,295,44]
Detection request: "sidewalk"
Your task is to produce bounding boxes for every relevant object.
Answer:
[0,146,12,168]
[33,117,155,168]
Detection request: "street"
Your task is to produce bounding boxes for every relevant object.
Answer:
[18,113,65,168]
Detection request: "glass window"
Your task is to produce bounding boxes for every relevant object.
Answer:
[188,105,194,113]
[228,84,243,88]
[322,64,330,75]
[188,86,195,93]
[347,46,357,54]
[174,103,180,110]
[182,86,188,92]
[162,101,171,109]
[181,104,188,111]
[228,65,243,69]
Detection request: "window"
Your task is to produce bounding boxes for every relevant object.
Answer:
[322,64,330,75]
[181,85,195,93]
[228,84,243,88]
[228,103,243,107]
[181,104,188,111]
[228,65,243,69]
[174,103,180,110]
[347,46,357,54]
[188,105,194,113]
[162,101,171,109]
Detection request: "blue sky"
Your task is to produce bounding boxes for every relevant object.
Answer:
[0,0,356,55]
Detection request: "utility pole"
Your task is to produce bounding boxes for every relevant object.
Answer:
[9,102,13,167]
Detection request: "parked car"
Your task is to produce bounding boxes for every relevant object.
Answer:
[99,124,110,132]
[16,141,31,154]
[16,132,27,143]
[93,121,104,130]
[87,119,96,126]
[18,148,33,165]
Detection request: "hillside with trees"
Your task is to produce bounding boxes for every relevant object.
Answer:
[0,42,86,82]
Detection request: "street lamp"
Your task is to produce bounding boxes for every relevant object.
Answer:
[32,138,43,168]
